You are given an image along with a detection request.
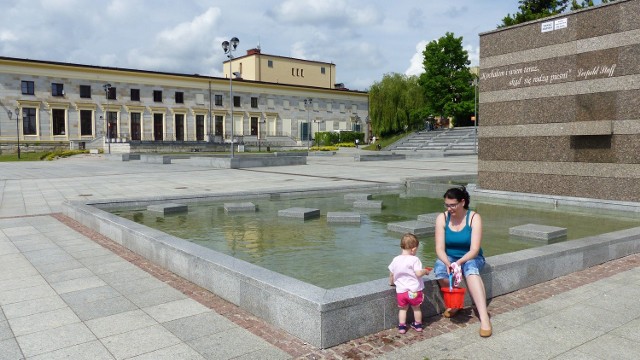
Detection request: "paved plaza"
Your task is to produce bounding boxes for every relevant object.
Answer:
[0,151,639,359]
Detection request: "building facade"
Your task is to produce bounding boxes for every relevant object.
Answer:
[0,56,367,152]
[478,0,640,201]
[224,47,337,89]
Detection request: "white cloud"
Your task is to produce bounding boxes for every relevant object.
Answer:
[405,40,428,76]
[125,7,222,74]
[465,44,480,67]
[106,0,131,17]
[0,31,17,42]
[268,0,381,27]
[156,8,220,48]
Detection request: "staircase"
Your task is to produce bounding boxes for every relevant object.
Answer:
[387,127,477,157]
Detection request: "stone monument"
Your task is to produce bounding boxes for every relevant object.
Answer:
[478,0,640,201]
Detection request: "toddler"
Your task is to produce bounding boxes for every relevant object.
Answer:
[388,233,430,333]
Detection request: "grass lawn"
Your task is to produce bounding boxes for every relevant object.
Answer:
[362,132,410,151]
[0,149,91,162]
[0,152,48,162]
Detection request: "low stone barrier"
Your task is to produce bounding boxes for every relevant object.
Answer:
[140,154,171,164]
[188,155,306,168]
[224,202,256,213]
[387,220,435,236]
[327,212,361,223]
[146,203,188,215]
[278,207,320,220]
[355,153,406,161]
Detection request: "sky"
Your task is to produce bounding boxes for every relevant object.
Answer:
[0,0,521,91]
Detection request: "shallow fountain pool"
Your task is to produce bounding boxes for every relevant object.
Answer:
[111,192,639,289]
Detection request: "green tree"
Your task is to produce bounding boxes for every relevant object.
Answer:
[500,0,617,27]
[570,0,615,10]
[418,32,474,126]
[369,73,425,137]
[499,0,569,27]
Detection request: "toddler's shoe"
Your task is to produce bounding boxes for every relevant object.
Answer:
[398,323,407,334]
[410,322,423,332]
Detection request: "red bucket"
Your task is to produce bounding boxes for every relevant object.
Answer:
[441,287,466,309]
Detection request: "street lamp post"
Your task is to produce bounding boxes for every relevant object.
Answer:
[473,78,478,154]
[103,83,112,154]
[222,37,240,158]
[304,98,312,150]
[8,108,20,159]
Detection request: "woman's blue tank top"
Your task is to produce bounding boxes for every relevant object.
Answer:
[445,210,483,258]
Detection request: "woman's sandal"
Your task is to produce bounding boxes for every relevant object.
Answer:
[479,325,492,337]
[398,324,407,334]
[443,308,460,318]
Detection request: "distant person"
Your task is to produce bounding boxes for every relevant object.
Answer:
[433,186,492,337]
[377,143,381,151]
[372,136,377,144]
[388,233,431,334]
[355,138,359,148]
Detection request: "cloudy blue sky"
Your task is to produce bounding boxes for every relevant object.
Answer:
[1,0,521,90]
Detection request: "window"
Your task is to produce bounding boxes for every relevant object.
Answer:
[153,90,162,102]
[175,91,184,104]
[233,96,241,107]
[292,68,295,76]
[153,113,163,141]
[321,67,326,74]
[107,87,117,100]
[52,109,66,135]
[131,112,141,140]
[196,114,204,141]
[23,108,37,135]
[195,93,205,105]
[79,85,91,99]
[175,114,184,141]
[52,83,64,97]
[268,60,273,68]
[80,110,92,136]
[251,97,258,108]
[300,69,304,77]
[131,89,140,101]
[21,81,34,95]
[215,94,223,106]
[250,116,258,135]
[214,115,223,135]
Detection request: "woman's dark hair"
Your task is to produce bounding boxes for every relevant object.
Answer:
[444,186,470,209]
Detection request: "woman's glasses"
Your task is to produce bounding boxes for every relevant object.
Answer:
[444,202,460,209]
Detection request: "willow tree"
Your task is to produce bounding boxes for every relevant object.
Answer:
[369,73,425,137]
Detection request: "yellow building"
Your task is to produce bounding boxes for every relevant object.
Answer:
[224,47,338,89]
[0,56,367,153]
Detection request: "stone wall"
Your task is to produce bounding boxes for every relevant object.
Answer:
[478,0,640,201]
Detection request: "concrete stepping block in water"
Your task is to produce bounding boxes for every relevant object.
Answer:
[509,224,567,243]
[344,193,372,201]
[353,200,383,209]
[417,212,441,224]
[387,221,435,236]
[147,203,188,215]
[327,212,361,223]
[278,207,320,220]
[224,202,256,213]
